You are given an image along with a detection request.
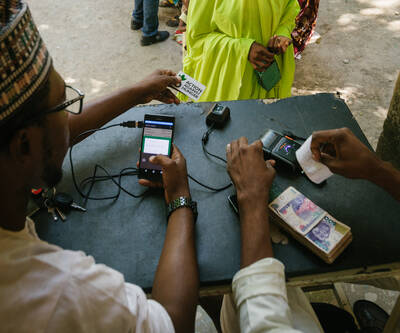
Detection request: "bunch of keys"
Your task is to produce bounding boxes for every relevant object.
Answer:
[32,188,86,222]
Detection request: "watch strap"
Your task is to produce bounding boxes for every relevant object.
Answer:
[167,197,198,223]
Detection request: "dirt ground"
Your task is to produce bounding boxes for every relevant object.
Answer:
[28,0,400,147]
[293,0,400,148]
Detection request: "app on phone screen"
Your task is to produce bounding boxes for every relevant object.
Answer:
[140,118,174,171]
[274,137,301,161]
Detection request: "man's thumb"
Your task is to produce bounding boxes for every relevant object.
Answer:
[166,75,181,87]
[149,154,170,167]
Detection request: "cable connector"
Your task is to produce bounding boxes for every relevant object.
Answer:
[120,121,144,128]
[202,131,210,144]
[202,123,215,144]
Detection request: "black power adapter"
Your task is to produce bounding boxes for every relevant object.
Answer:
[206,103,230,128]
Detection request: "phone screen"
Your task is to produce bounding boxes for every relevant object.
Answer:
[273,137,301,162]
[139,114,175,179]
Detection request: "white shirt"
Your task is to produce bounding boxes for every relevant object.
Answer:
[0,218,174,333]
[221,258,324,333]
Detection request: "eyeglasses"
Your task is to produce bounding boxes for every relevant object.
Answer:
[45,85,85,115]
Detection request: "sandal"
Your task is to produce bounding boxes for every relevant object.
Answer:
[172,31,183,45]
[167,18,179,27]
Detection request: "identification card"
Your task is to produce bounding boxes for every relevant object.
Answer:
[174,71,206,101]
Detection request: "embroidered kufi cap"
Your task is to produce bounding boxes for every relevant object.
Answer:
[0,0,52,125]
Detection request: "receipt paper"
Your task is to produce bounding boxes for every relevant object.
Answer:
[296,135,333,184]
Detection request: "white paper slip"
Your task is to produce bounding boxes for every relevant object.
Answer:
[174,71,206,101]
[295,135,333,184]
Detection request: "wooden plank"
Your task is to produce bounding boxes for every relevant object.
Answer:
[287,263,400,288]
[199,285,231,297]
[384,296,400,333]
[197,263,400,297]
[333,282,359,328]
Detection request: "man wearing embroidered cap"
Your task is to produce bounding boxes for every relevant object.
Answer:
[0,1,198,332]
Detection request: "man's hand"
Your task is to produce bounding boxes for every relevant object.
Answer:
[68,70,180,146]
[227,138,276,266]
[226,137,276,206]
[147,146,198,333]
[267,35,292,55]
[310,128,382,180]
[248,42,275,72]
[136,69,181,105]
[139,145,190,203]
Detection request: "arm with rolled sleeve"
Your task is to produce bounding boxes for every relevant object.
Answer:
[232,258,302,333]
[225,139,304,333]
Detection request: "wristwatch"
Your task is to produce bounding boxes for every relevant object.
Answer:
[167,196,198,223]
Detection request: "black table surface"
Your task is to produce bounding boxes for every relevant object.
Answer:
[35,94,400,290]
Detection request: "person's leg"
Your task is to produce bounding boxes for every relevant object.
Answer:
[142,0,159,37]
[132,0,144,23]
[140,0,169,45]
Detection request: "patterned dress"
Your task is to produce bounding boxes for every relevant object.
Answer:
[292,0,320,57]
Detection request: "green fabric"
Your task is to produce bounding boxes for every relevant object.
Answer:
[180,0,300,102]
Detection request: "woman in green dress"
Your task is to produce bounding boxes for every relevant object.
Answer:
[180,0,300,102]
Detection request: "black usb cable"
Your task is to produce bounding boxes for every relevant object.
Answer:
[69,120,232,204]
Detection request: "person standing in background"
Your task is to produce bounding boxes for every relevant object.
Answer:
[131,0,170,46]
[180,0,300,102]
[292,0,320,57]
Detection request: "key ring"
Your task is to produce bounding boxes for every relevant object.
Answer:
[44,198,58,221]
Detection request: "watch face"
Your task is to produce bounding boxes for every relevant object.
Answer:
[273,137,301,162]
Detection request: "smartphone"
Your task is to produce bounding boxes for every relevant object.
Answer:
[228,184,283,215]
[228,194,239,215]
[139,114,175,181]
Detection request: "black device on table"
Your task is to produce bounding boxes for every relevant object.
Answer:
[206,103,230,128]
[260,129,302,172]
[228,181,283,216]
[139,114,175,181]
